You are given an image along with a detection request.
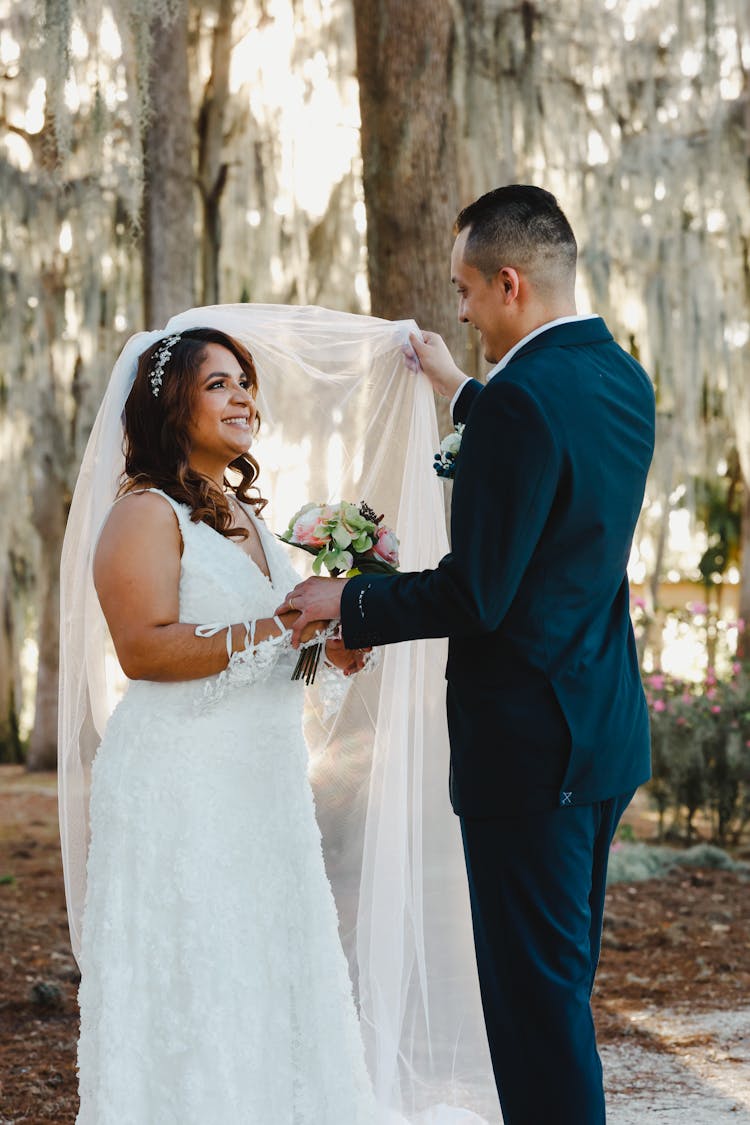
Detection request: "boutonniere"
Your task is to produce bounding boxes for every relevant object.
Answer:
[433,423,465,479]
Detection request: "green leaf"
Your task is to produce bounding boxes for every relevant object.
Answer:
[327,548,354,573]
[276,536,320,559]
[352,532,372,552]
[332,524,353,549]
[347,511,375,534]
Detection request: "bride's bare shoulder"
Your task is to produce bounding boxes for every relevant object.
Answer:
[111,487,178,520]
[96,489,182,558]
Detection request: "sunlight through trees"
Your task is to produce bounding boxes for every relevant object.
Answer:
[0,0,748,764]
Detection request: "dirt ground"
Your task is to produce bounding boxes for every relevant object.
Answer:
[1,765,749,1123]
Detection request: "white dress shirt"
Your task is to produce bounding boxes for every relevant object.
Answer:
[449,314,599,418]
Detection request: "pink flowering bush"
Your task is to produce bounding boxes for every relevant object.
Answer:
[645,664,750,844]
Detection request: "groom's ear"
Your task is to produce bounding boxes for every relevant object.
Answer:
[495,267,520,303]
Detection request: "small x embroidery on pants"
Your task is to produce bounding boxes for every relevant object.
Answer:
[560,792,573,806]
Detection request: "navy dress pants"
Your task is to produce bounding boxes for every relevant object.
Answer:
[460,792,633,1125]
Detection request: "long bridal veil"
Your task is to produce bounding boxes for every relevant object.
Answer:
[58,303,497,1123]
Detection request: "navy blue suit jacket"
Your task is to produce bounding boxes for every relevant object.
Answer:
[341,318,656,817]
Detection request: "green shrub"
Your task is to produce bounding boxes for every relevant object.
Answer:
[606,840,749,885]
[644,664,750,845]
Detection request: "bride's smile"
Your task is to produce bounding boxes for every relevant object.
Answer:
[187,341,258,481]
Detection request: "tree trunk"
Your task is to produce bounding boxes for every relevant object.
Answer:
[737,478,750,658]
[0,561,22,763]
[26,265,70,771]
[25,509,66,770]
[198,0,234,306]
[142,2,196,328]
[353,0,465,387]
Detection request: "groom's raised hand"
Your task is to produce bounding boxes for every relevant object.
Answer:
[276,576,348,648]
[407,330,468,399]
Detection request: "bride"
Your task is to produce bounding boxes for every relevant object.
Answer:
[76,326,376,1122]
[59,305,497,1124]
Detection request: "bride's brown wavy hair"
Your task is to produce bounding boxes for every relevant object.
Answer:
[120,327,267,539]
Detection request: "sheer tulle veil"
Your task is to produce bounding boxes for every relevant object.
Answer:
[58,303,497,1122]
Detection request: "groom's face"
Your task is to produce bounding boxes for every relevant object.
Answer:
[451,226,512,365]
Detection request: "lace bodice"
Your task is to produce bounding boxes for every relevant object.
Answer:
[117,490,306,707]
[110,489,347,724]
[154,488,300,624]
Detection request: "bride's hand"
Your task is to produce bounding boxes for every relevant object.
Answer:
[298,617,329,645]
[276,577,346,647]
[324,637,371,677]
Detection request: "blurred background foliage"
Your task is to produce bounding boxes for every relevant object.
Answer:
[0,0,749,840]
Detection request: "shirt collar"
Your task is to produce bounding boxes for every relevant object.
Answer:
[487,314,600,379]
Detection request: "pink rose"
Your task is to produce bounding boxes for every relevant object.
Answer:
[293,507,329,548]
[690,602,709,616]
[632,596,646,610]
[711,705,721,714]
[649,674,665,690]
[372,526,400,566]
[733,662,742,677]
[653,700,667,712]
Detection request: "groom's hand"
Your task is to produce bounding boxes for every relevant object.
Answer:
[276,577,348,648]
[408,330,467,399]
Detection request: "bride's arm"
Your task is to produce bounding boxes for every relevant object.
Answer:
[93,492,322,682]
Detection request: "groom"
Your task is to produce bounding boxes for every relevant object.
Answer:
[279,185,655,1124]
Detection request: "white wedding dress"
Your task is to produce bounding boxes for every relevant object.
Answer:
[76,490,378,1125]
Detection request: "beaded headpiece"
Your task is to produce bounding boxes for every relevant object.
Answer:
[149,334,181,397]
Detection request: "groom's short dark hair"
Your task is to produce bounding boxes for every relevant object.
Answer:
[455,185,577,293]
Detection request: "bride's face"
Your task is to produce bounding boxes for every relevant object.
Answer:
[186,343,257,473]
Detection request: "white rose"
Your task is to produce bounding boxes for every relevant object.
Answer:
[441,431,462,456]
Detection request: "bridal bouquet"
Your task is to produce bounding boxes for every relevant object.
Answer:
[280,501,400,683]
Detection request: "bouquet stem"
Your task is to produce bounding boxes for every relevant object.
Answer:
[292,642,323,685]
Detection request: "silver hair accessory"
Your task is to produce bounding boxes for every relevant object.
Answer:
[149,334,181,397]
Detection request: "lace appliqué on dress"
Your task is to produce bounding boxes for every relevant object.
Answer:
[194,616,292,711]
[193,618,344,713]
[315,644,382,721]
